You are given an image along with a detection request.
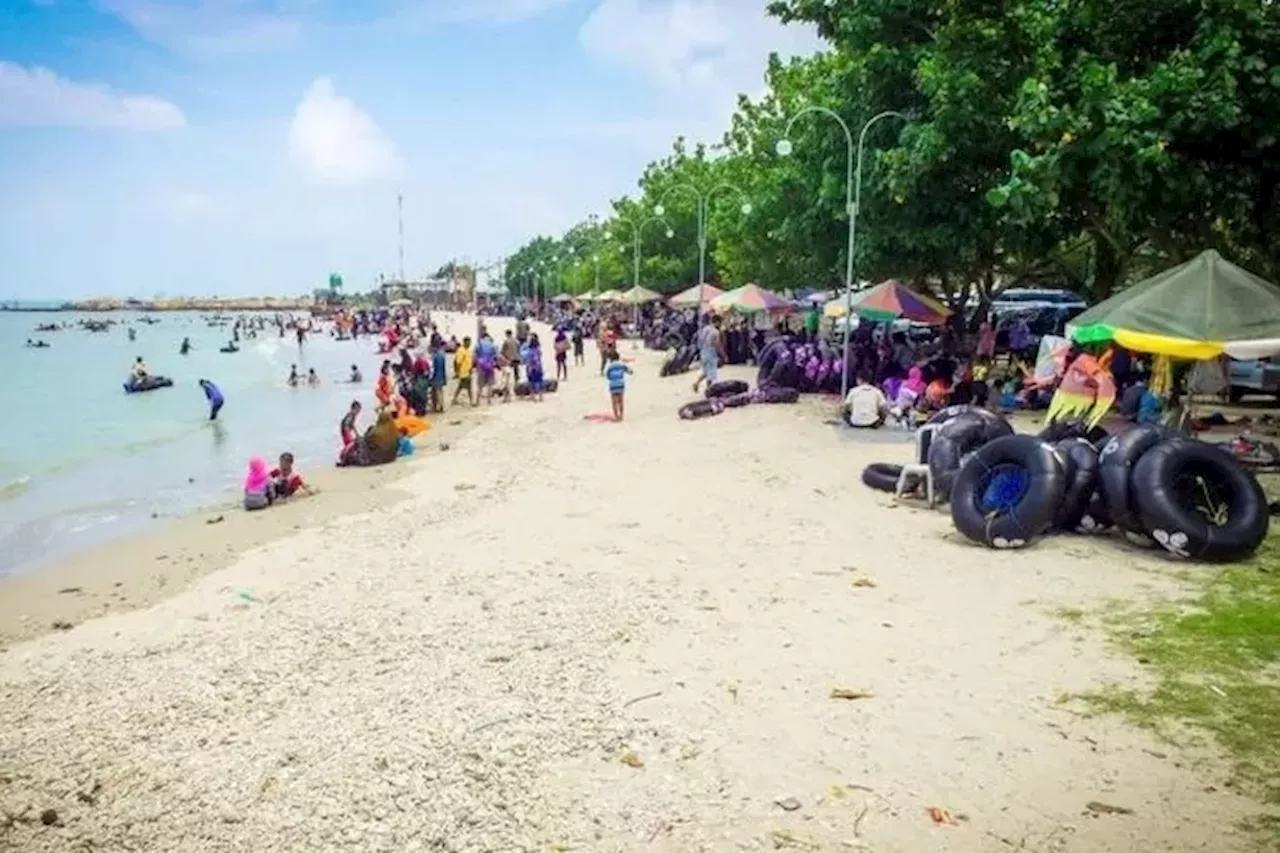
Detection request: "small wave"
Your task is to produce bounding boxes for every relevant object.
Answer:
[0,475,31,502]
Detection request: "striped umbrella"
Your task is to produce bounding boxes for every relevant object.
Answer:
[710,283,792,314]
[668,283,724,308]
[596,289,624,302]
[841,279,952,325]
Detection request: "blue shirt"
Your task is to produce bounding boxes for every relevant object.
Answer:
[431,351,447,385]
[605,361,629,392]
[202,382,223,405]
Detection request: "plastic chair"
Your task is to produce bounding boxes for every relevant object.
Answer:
[896,422,939,507]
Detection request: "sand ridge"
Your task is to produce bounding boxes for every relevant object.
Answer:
[0,315,1259,852]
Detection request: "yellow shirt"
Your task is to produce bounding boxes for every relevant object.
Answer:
[453,347,473,380]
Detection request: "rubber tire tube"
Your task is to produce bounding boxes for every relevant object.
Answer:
[1039,417,1109,444]
[950,435,1067,549]
[1052,438,1100,531]
[706,379,750,399]
[756,385,800,404]
[678,399,724,420]
[928,413,994,502]
[1096,424,1174,539]
[1132,438,1270,562]
[862,463,902,493]
[927,405,1012,443]
[722,391,753,408]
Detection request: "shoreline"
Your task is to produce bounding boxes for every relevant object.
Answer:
[0,408,489,648]
[0,310,525,646]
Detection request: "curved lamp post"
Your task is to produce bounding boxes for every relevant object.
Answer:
[606,214,673,289]
[777,107,907,398]
[654,182,751,288]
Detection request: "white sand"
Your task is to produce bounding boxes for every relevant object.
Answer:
[0,314,1259,852]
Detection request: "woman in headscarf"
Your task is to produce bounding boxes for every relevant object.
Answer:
[243,456,274,510]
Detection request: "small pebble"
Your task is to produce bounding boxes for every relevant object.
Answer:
[40,808,58,826]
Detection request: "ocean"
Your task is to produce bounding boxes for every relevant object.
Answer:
[0,310,403,577]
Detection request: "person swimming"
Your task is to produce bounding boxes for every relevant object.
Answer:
[349,364,363,383]
[287,364,300,387]
[307,367,320,386]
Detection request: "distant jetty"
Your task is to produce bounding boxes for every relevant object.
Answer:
[2,296,316,313]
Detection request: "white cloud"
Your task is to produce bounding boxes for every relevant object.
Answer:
[0,61,185,130]
[101,0,303,55]
[579,0,820,137]
[289,77,402,186]
[444,0,578,23]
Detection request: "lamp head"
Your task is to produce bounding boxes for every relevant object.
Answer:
[654,204,665,216]
[775,139,793,157]
[741,202,753,215]
[665,228,674,239]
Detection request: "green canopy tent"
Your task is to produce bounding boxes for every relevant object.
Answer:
[1067,250,1280,360]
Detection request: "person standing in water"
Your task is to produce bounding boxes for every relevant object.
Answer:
[180,337,191,355]
[199,379,224,420]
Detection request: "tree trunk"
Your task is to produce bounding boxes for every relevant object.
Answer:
[1091,234,1125,301]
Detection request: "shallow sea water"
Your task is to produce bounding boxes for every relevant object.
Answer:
[0,311,399,576]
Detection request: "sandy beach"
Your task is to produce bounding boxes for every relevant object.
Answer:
[0,314,1263,852]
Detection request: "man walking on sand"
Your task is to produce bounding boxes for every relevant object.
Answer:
[692,313,726,394]
[452,335,476,407]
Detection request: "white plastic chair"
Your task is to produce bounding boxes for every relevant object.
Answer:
[895,422,939,507]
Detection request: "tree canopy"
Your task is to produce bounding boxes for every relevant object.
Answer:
[500,0,1279,306]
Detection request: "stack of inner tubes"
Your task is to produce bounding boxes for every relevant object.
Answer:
[939,421,1268,560]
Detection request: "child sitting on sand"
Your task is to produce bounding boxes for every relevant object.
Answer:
[270,452,310,499]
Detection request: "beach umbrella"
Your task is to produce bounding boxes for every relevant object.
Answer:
[668,283,724,308]
[620,285,662,305]
[576,291,598,302]
[1067,250,1280,359]
[596,289,624,302]
[710,283,792,314]
[388,298,413,307]
[551,293,574,303]
[839,279,952,325]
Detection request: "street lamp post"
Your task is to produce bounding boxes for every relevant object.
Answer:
[606,215,673,289]
[593,254,601,292]
[654,183,751,288]
[777,107,907,399]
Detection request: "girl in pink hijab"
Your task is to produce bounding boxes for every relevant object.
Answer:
[243,456,274,511]
[891,366,926,422]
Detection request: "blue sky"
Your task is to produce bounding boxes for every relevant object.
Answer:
[0,0,819,298]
